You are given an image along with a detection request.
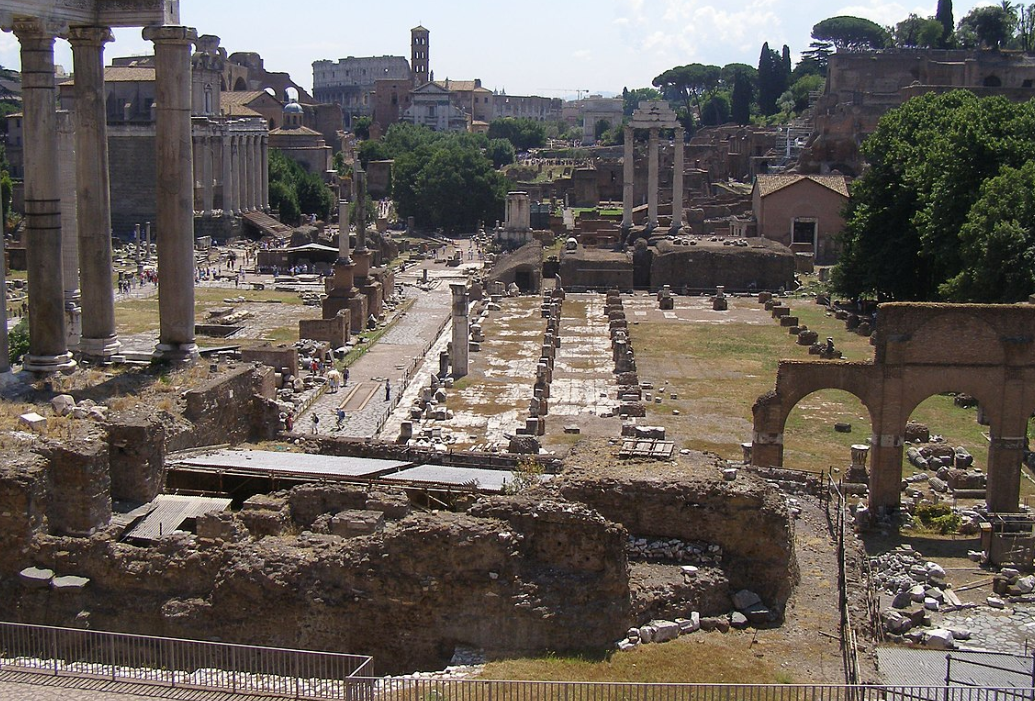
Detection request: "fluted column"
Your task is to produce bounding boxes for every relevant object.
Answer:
[145,25,198,363]
[221,131,236,214]
[251,134,261,211]
[671,126,685,233]
[16,19,75,373]
[260,135,269,212]
[70,25,120,362]
[647,127,659,231]
[621,125,634,235]
[246,134,257,211]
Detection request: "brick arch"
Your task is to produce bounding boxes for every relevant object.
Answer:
[754,303,1035,514]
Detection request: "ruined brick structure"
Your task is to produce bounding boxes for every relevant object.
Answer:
[752,303,1035,514]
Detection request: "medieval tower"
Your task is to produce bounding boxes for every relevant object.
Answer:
[411,25,429,86]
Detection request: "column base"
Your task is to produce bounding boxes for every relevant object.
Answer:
[65,302,82,351]
[669,223,685,235]
[153,342,199,364]
[23,352,77,375]
[79,335,123,363]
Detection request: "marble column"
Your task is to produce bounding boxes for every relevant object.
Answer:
[450,283,469,378]
[70,26,120,362]
[57,110,80,350]
[647,127,659,231]
[201,135,214,214]
[232,135,243,213]
[16,19,75,373]
[621,125,634,234]
[145,25,198,363]
[221,131,236,214]
[337,199,351,261]
[240,135,251,211]
[250,135,261,212]
[671,126,685,233]
[260,135,269,212]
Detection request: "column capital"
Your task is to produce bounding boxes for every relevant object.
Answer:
[11,16,66,40]
[142,24,196,45]
[67,25,114,45]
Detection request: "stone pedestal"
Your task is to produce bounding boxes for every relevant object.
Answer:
[17,20,75,373]
[146,25,199,363]
[846,443,870,484]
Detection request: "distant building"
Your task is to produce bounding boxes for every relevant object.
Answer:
[269,100,333,176]
[402,81,468,132]
[313,55,413,126]
[751,174,848,265]
[575,95,623,145]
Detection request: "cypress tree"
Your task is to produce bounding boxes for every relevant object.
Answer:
[936,0,954,47]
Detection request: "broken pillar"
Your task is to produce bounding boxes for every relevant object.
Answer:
[451,283,469,378]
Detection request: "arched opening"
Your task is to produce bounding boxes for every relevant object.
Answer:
[782,389,872,474]
[233,77,247,91]
[983,75,1002,87]
[902,392,990,493]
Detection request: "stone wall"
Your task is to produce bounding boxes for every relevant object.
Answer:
[109,128,157,236]
[299,312,349,347]
[107,417,166,505]
[0,454,47,572]
[553,471,798,608]
[650,238,795,292]
[241,343,299,378]
[173,365,277,451]
[44,441,111,537]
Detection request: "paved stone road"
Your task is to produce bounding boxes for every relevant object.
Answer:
[298,261,473,440]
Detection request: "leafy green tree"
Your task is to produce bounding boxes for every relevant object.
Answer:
[267,149,332,224]
[893,14,945,47]
[297,172,334,220]
[936,0,955,46]
[728,68,755,125]
[358,139,391,168]
[812,16,890,50]
[268,180,299,223]
[941,160,1035,302]
[787,74,824,113]
[833,90,1035,302]
[487,117,546,151]
[352,115,372,140]
[8,318,27,365]
[957,5,1015,47]
[653,63,721,121]
[621,86,663,116]
[487,138,516,168]
[1016,3,1035,51]
[699,92,731,126]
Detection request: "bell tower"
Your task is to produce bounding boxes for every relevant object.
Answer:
[411,25,429,86]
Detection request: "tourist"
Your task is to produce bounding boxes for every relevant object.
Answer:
[326,368,342,393]
[336,408,346,430]
[385,379,391,402]
[310,413,319,434]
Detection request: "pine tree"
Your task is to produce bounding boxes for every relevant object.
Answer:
[731,73,752,125]
[936,0,954,47]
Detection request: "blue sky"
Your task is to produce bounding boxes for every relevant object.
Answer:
[0,0,1000,98]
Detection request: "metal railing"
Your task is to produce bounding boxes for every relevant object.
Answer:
[0,621,373,699]
[362,680,1035,701]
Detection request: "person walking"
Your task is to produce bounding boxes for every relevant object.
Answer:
[336,407,346,430]
[385,379,391,402]
[310,413,320,434]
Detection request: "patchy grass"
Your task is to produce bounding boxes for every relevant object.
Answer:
[477,632,817,684]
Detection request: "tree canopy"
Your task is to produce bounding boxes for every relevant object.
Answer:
[833,90,1035,303]
[812,16,890,50]
[892,14,944,48]
[371,122,507,233]
[486,117,546,152]
[622,86,663,116]
[956,4,1016,48]
[267,149,333,224]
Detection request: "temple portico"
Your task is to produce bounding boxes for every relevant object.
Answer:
[621,101,683,239]
[1,0,196,369]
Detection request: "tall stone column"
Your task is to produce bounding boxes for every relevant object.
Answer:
[647,127,659,231]
[16,20,74,373]
[232,135,243,214]
[221,131,236,214]
[337,199,351,261]
[621,125,634,234]
[70,26,120,362]
[201,135,214,214]
[57,110,80,350]
[260,135,269,212]
[250,135,261,212]
[450,283,469,378]
[671,126,685,233]
[241,135,251,212]
[145,25,198,363]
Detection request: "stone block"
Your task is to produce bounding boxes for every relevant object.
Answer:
[732,589,762,610]
[51,394,76,416]
[20,412,47,433]
[19,566,54,588]
[51,575,90,593]
[46,442,111,536]
[328,509,385,538]
[651,620,681,642]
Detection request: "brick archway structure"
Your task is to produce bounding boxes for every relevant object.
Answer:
[752,303,1035,514]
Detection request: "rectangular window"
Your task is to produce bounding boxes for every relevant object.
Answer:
[792,219,817,246]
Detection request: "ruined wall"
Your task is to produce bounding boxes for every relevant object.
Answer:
[0,453,47,572]
[299,312,349,347]
[554,472,798,608]
[650,238,795,292]
[558,250,634,292]
[4,490,628,674]
[45,441,111,537]
[107,417,166,505]
[109,128,157,236]
[172,365,277,451]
